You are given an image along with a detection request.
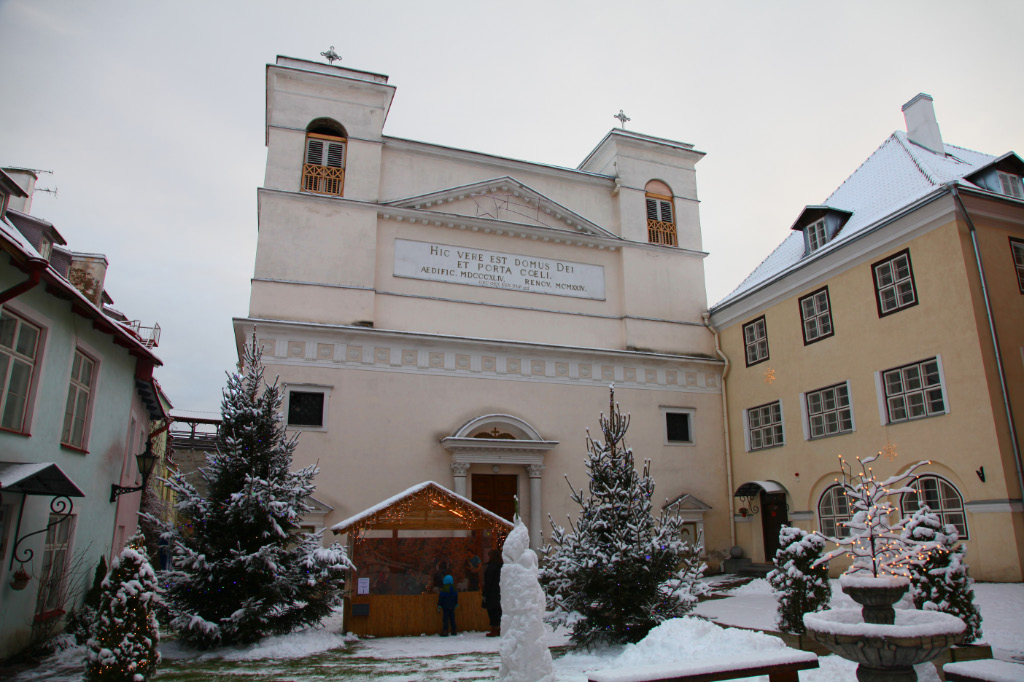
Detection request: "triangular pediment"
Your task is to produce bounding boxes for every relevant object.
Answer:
[385,177,616,239]
[664,492,712,512]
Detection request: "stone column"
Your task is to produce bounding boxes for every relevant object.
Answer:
[527,464,545,550]
[451,461,470,498]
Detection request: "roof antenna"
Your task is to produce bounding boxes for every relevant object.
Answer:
[320,46,341,64]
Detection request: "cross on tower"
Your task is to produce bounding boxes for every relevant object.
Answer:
[613,109,631,129]
[321,46,341,64]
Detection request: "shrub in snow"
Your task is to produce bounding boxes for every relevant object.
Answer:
[816,453,935,578]
[85,539,159,682]
[67,555,107,645]
[901,505,982,643]
[540,386,707,649]
[498,517,554,682]
[767,526,831,634]
[149,335,354,649]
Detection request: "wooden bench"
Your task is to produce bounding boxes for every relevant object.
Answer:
[944,659,1024,682]
[588,649,819,682]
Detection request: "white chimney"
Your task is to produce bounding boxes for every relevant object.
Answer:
[3,168,37,214]
[902,93,945,155]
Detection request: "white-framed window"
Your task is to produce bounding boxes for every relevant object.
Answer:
[806,218,828,253]
[746,400,783,451]
[872,249,918,316]
[799,287,833,344]
[818,485,852,538]
[902,474,968,539]
[1010,237,1024,294]
[881,357,946,424]
[284,384,331,430]
[805,382,853,439]
[61,349,96,449]
[997,171,1024,199]
[742,316,769,367]
[0,309,41,433]
[661,407,695,445]
[35,513,76,615]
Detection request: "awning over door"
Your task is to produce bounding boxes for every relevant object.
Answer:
[0,462,85,498]
[734,480,786,497]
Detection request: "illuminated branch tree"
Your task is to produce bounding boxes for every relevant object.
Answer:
[816,453,934,577]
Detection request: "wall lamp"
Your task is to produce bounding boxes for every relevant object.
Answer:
[110,442,159,502]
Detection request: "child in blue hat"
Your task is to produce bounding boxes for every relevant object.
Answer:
[437,574,459,636]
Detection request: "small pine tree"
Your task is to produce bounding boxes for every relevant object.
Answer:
[68,555,107,645]
[85,539,159,682]
[152,334,354,649]
[540,386,706,649]
[901,505,982,644]
[767,526,831,634]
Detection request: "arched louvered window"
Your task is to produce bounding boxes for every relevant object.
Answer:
[301,119,347,197]
[645,180,676,246]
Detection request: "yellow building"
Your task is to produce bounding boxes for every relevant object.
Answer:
[709,94,1024,581]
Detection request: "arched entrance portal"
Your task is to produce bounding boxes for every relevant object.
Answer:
[734,480,790,562]
[441,414,558,549]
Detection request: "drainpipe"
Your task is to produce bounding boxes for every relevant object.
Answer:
[0,258,48,304]
[702,312,736,549]
[950,186,1024,506]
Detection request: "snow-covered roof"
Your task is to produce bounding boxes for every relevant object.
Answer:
[712,131,999,309]
[330,481,513,536]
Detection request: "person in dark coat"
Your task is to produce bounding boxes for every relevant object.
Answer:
[437,574,459,636]
[482,548,503,637]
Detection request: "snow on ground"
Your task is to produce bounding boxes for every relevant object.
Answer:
[11,580,1023,682]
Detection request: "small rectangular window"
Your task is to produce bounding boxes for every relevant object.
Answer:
[881,357,945,424]
[806,219,828,253]
[664,410,693,444]
[742,316,769,367]
[997,171,1024,199]
[1010,238,1024,294]
[288,391,324,427]
[799,287,834,344]
[872,249,918,317]
[747,400,783,451]
[61,350,95,449]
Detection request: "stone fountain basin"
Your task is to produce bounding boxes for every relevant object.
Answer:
[804,609,965,669]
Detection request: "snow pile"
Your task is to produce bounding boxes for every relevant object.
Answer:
[498,518,554,682]
[726,578,774,596]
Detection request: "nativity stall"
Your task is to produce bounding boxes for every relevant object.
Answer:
[330,481,513,636]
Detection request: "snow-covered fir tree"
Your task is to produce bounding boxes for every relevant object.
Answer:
[767,526,831,634]
[85,538,159,682]
[901,505,982,643]
[817,453,934,577]
[498,516,554,682]
[540,386,706,649]
[152,335,354,649]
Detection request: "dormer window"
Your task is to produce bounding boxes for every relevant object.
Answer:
[645,180,677,246]
[806,219,828,253]
[997,171,1023,199]
[790,206,852,257]
[301,119,347,197]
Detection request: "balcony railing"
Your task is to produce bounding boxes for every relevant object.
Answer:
[647,219,678,246]
[302,164,345,196]
[125,321,161,348]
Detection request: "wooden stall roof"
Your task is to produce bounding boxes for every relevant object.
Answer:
[330,481,514,536]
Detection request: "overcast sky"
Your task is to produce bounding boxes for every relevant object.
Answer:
[1,0,1021,415]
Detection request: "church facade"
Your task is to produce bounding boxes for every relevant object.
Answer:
[234,57,730,563]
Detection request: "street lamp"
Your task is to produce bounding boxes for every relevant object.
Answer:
[110,442,159,502]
